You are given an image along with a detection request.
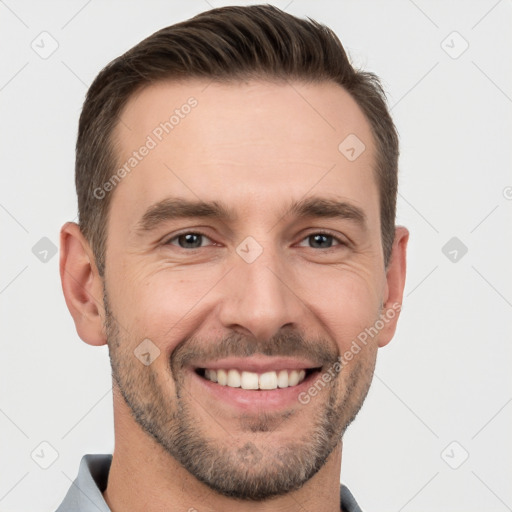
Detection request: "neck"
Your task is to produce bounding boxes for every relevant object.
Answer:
[103,386,343,512]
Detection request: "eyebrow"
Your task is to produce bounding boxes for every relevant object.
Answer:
[135,198,237,232]
[135,196,367,233]
[286,196,367,230]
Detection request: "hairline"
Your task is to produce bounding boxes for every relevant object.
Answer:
[87,76,391,277]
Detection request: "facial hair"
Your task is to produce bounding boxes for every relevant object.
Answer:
[103,285,377,501]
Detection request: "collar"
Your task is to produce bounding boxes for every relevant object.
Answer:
[56,454,362,512]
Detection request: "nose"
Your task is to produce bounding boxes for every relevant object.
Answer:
[217,246,306,342]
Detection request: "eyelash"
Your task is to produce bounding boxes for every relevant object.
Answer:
[163,230,348,250]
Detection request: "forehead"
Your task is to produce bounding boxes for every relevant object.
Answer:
[109,79,378,229]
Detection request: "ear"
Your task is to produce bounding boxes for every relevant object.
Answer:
[59,222,107,346]
[377,225,409,348]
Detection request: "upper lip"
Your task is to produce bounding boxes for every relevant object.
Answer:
[193,355,322,373]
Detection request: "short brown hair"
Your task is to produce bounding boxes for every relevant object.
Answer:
[76,4,399,276]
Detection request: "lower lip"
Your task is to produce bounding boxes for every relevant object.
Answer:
[189,369,321,412]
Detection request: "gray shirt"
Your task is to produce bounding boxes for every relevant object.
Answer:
[56,454,363,512]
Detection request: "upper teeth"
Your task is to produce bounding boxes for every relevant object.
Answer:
[204,368,307,390]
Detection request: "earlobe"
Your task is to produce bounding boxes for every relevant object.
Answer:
[59,222,107,346]
[378,225,409,348]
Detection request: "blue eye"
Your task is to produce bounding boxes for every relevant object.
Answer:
[166,232,212,249]
[298,233,345,249]
[164,231,346,251]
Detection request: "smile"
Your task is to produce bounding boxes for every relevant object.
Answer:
[189,357,325,410]
[195,367,321,390]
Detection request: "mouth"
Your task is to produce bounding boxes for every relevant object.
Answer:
[194,367,321,390]
[188,356,326,411]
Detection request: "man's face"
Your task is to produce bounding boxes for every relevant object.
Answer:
[103,80,391,500]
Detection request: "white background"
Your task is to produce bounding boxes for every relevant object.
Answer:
[1,1,511,511]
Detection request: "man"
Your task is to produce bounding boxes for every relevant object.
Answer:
[57,4,408,511]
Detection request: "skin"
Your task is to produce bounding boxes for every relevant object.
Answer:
[60,79,408,512]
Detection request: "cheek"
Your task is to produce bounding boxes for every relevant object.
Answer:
[108,250,383,357]
[296,264,382,350]
[110,265,224,351]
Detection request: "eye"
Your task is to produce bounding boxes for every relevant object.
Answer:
[297,232,346,249]
[165,231,214,249]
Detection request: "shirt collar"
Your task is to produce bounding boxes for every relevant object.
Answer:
[56,454,362,512]
[56,454,112,512]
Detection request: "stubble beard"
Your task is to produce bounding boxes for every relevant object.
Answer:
[103,287,376,501]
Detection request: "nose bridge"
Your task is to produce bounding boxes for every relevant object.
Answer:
[218,241,303,340]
